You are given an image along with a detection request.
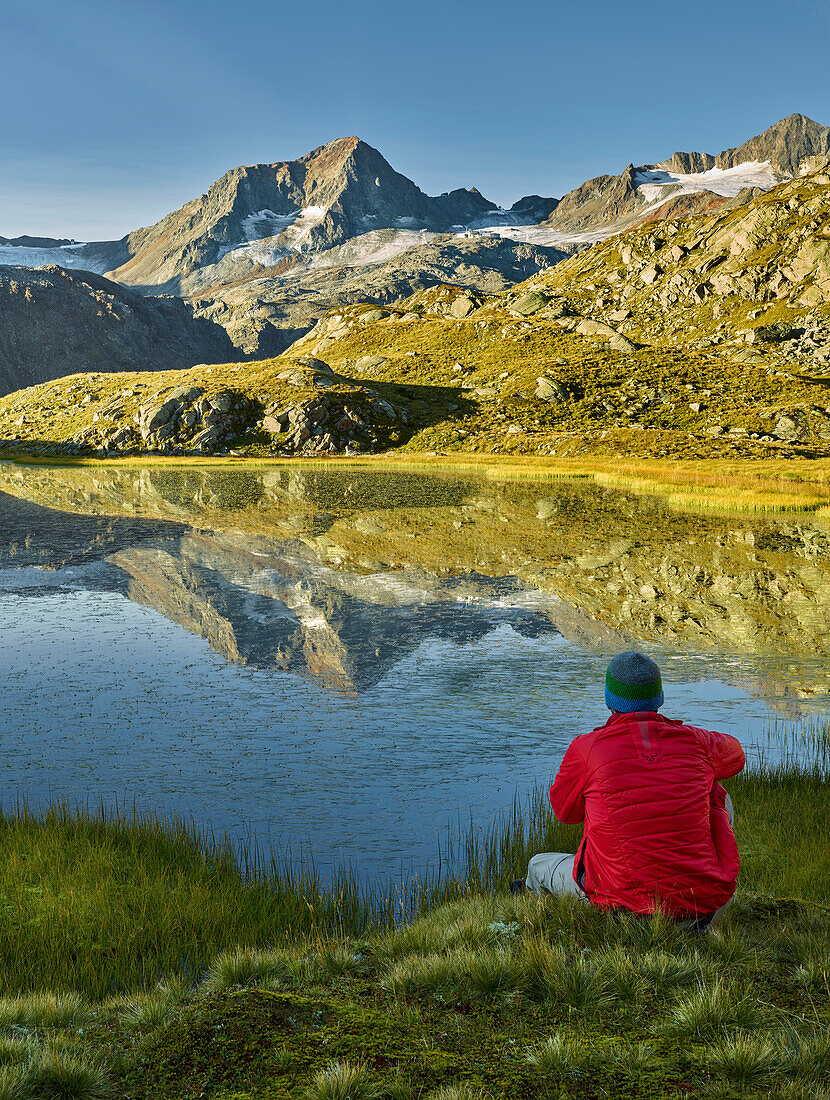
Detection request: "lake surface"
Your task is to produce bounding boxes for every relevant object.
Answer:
[1,461,828,880]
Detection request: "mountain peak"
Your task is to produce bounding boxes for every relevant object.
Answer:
[106,137,497,294]
[715,113,830,174]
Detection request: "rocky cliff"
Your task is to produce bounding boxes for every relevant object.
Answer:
[0,265,236,397]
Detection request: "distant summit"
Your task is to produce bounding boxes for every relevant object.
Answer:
[544,113,830,234]
[103,137,500,294]
[662,113,830,175]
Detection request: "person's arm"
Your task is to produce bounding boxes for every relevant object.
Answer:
[550,737,588,823]
[694,726,746,779]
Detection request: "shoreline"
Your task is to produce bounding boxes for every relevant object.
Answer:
[5,450,830,514]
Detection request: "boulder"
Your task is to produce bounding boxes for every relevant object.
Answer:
[640,264,661,285]
[372,399,397,420]
[576,318,636,353]
[451,296,476,319]
[757,321,796,343]
[511,290,548,316]
[206,392,234,412]
[277,370,310,386]
[295,356,334,374]
[190,426,221,451]
[356,355,388,373]
[359,309,389,324]
[535,376,567,402]
[775,415,805,442]
[136,385,203,438]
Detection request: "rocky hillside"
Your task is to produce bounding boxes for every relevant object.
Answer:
[188,234,574,358]
[543,113,830,234]
[0,266,236,397]
[2,159,829,462]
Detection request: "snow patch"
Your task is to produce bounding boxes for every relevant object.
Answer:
[242,209,301,242]
[470,224,615,247]
[213,228,441,281]
[468,207,539,231]
[0,241,108,273]
[635,160,780,210]
[215,205,331,266]
[301,229,439,272]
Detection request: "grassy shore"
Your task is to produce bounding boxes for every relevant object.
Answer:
[0,745,828,1099]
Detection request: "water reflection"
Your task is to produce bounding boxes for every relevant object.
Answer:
[2,462,830,702]
[1,461,828,877]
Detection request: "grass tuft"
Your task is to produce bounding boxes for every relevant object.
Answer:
[316,941,373,979]
[303,1060,381,1100]
[694,1032,779,1089]
[117,993,175,1030]
[0,1065,25,1100]
[635,949,715,989]
[426,1086,489,1100]
[0,993,90,1031]
[199,947,297,993]
[24,1045,112,1100]
[382,953,458,1001]
[525,1030,588,1080]
[521,937,611,1011]
[659,979,764,1039]
[0,1040,31,1067]
[777,1029,830,1084]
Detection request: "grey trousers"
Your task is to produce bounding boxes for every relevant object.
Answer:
[525,794,735,925]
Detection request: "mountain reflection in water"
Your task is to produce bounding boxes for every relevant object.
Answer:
[2,462,830,702]
[1,462,829,875]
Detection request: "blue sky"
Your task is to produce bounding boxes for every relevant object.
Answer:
[2,0,829,239]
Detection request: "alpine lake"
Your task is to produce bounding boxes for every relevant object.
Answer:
[1,459,828,884]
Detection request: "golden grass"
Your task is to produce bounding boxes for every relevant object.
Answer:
[8,451,830,514]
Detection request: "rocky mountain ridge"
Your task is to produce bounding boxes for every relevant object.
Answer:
[2,160,830,461]
[100,137,549,296]
[3,115,825,304]
[542,114,830,234]
[1,116,829,409]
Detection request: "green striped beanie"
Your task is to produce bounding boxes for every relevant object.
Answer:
[605,651,664,713]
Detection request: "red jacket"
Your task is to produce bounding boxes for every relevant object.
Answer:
[550,711,745,917]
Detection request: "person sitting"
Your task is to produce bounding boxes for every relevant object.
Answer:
[514,651,745,930]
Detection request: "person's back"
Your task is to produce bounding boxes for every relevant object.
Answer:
[519,651,745,925]
[552,709,743,917]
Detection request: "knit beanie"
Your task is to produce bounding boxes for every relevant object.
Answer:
[605,651,664,713]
